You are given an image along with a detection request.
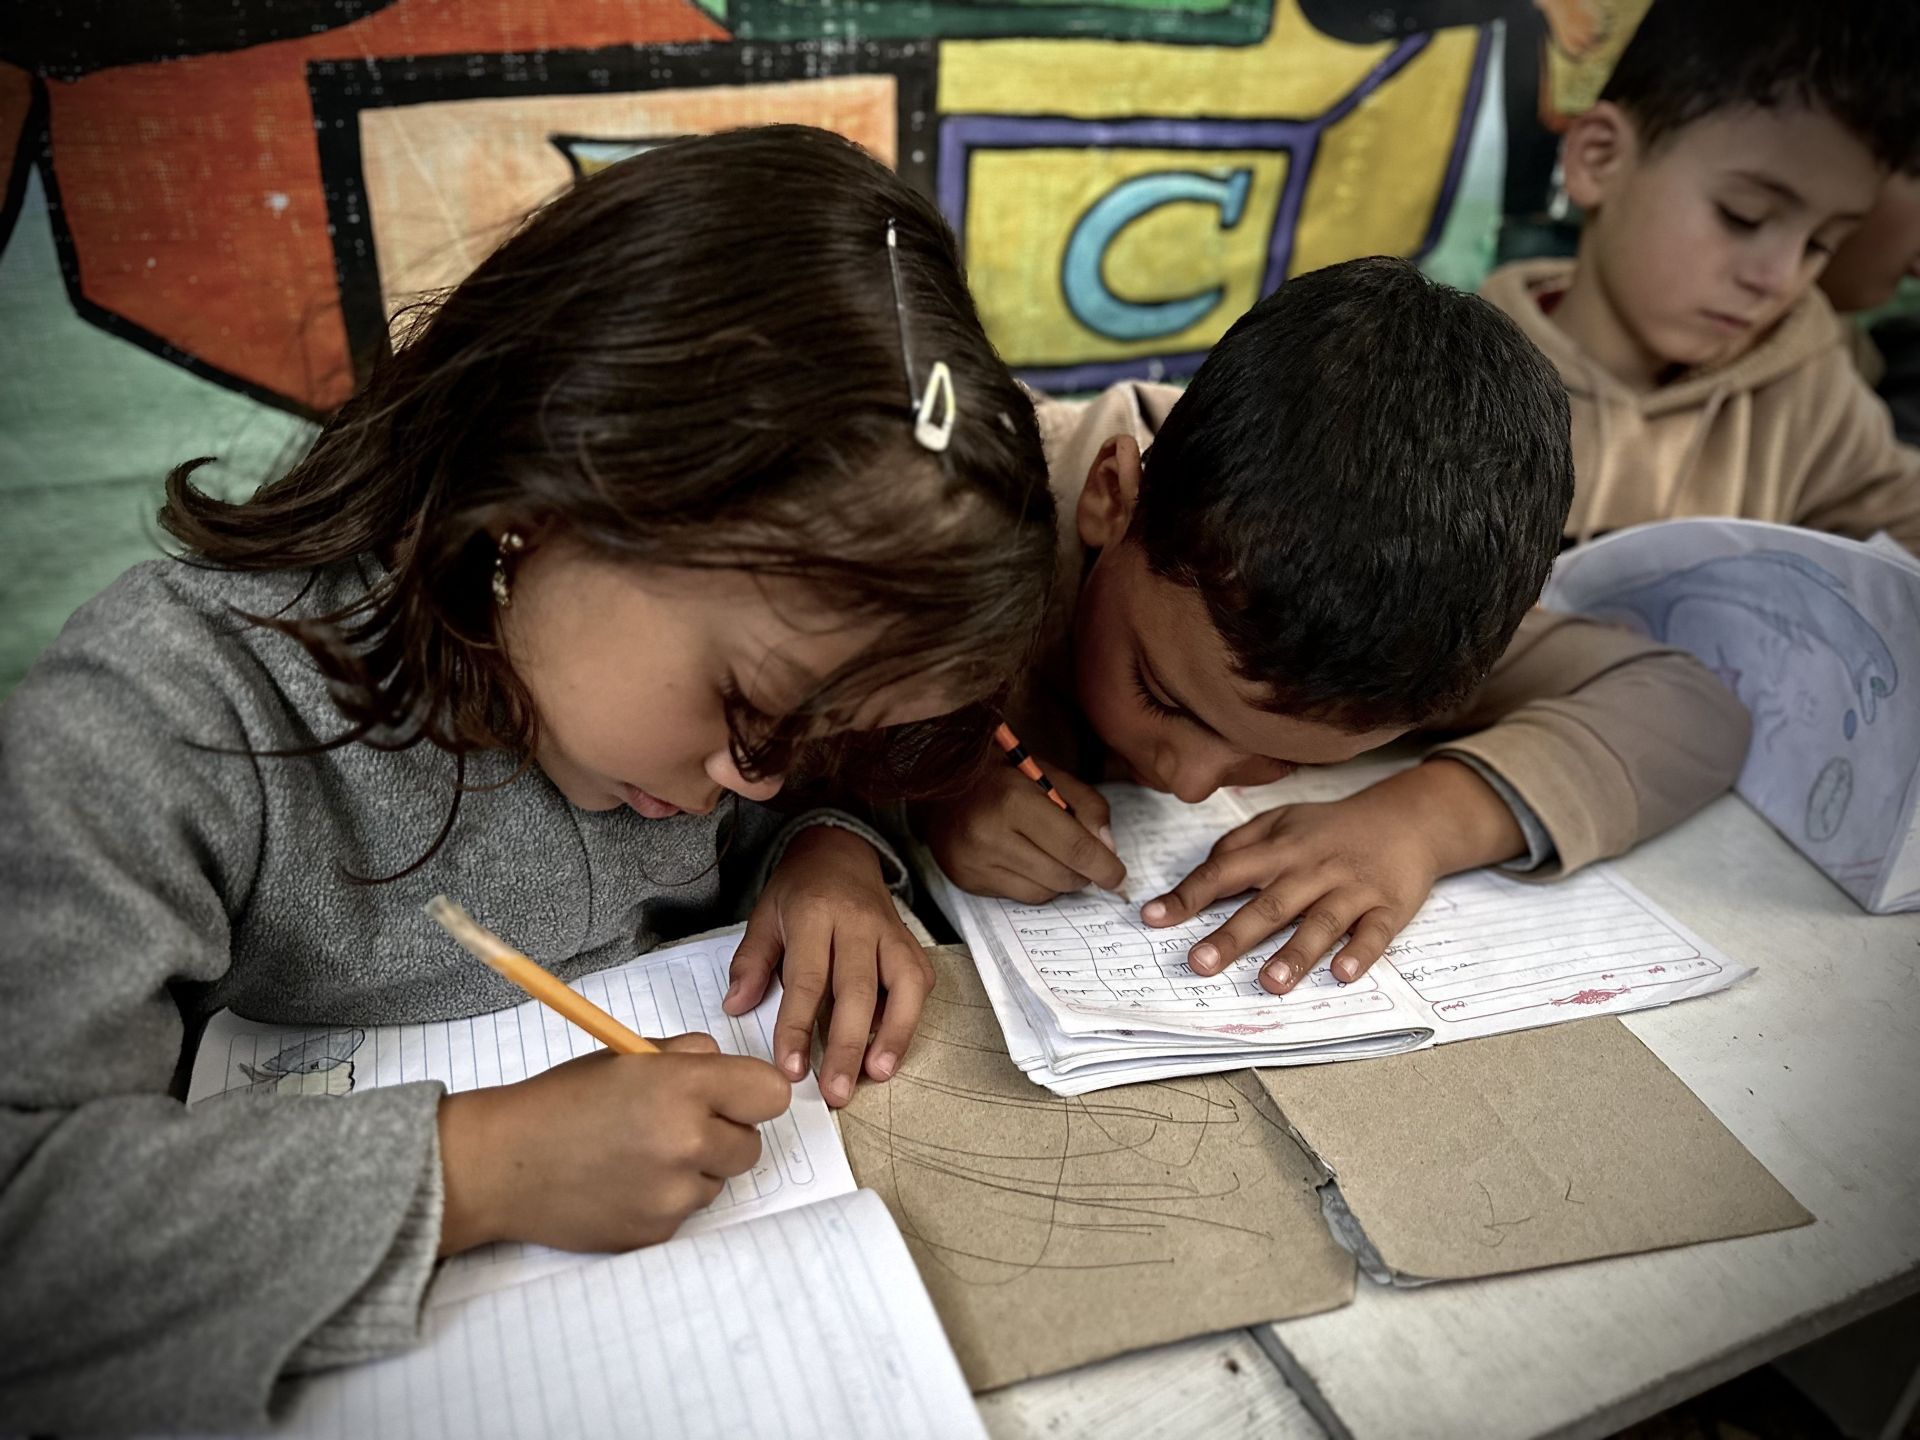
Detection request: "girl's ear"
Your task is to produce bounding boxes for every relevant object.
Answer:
[1076,435,1143,551]
[1562,101,1637,212]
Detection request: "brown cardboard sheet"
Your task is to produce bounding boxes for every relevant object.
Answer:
[841,946,1354,1391]
[1256,1018,1811,1284]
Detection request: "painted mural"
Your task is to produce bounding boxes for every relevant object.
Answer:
[0,0,1642,687]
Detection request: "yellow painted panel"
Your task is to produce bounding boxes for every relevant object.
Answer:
[358,78,898,315]
[967,147,1289,367]
[1290,25,1480,277]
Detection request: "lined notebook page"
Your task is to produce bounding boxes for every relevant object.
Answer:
[962,787,1423,1044]
[1384,864,1745,1039]
[939,784,1749,1076]
[233,1191,985,1440]
[188,931,855,1306]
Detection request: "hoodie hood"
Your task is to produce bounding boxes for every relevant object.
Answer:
[1479,259,1884,543]
[1481,258,1846,415]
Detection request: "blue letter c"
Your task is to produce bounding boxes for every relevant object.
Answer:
[1062,168,1253,343]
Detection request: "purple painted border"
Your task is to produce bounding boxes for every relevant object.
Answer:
[1411,23,1494,259]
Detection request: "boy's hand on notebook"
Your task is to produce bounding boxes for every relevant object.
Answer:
[1141,760,1525,995]
[725,825,933,1108]
[915,757,1127,901]
[435,1035,791,1256]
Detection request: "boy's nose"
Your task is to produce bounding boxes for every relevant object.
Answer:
[1165,746,1237,806]
[1735,243,1801,302]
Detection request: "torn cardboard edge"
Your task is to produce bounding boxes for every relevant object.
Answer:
[1318,1181,1427,1288]
[1254,1019,1813,1287]
[1249,1095,1429,1288]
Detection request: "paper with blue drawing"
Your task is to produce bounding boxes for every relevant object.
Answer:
[1547,519,1920,914]
[930,785,1753,1095]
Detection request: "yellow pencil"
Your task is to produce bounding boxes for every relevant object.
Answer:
[426,896,659,1055]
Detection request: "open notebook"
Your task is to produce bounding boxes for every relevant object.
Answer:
[189,929,856,1307]
[185,930,984,1439]
[211,1192,982,1440]
[929,785,1752,1094]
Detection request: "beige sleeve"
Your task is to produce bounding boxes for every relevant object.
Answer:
[1797,367,1920,554]
[1425,610,1752,878]
[1133,381,1184,429]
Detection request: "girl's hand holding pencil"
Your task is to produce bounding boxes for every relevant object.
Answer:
[427,898,791,1258]
[435,1037,790,1256]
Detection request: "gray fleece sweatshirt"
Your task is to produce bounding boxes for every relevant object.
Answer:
[0,558,897,1434]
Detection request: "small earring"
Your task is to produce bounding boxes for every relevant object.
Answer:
[491,530,525,607]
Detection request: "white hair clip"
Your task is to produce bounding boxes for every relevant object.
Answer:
[887,218,958,454]
[914,361,955,453]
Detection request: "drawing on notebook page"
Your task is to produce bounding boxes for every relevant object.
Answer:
[188,933,856,1306]
[211,1028,365,1097]
[1807,756,1852,842]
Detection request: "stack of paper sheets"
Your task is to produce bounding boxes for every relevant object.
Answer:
[928,785,1753,1095]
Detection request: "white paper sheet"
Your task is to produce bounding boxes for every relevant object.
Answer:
[1547,518,1920,913]
[208,1191,985,1440]
[188,929,855,1305]
[930,785,1752,1094]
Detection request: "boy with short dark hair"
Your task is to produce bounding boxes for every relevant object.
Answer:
[916,256,1750,996]
[1480,0,1920,550]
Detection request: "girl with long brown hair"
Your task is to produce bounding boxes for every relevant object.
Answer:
[0,126,1054,1430]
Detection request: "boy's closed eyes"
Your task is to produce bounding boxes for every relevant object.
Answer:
[1554,104,1883,387]
[1478,0,1920,554]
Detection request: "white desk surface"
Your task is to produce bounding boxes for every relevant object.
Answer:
[976,788,1920,1440]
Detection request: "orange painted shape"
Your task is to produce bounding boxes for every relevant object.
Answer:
[1,62,32,190]
[43,0,726,413]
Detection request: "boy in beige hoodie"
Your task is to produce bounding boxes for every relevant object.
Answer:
[1479,0,1920,552]
[915,258,1748,998]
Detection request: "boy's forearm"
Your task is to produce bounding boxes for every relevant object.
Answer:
[1380,757,1528,877]
[1430,612,1751,875]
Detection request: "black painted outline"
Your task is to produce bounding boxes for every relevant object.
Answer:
[307,39,939,383]
[0,71,45,259]
[548,132,691,182]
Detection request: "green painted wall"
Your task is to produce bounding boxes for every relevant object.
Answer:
[0,172,315,689]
